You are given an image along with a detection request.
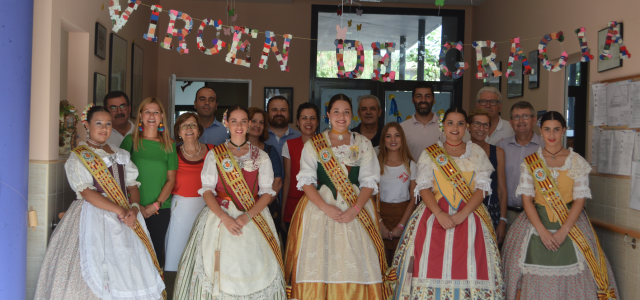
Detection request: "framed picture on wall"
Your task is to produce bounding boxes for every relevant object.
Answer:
[483,61,502,91]
[264,87,294,123]
[93,72,106,106]
[598,22,623,72]
[109,33,127,93]
[528,50,540,89]
[507,60,524,98]
[94,22,107,60]
[131,43,144,118]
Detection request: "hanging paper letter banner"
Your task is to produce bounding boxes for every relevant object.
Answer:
[143,5,162,42]
[335,39,365,78]
[575,27,594,62]
[506,37,532,77]
[538,32,568,72]
[160,10,193,53]
[110,0,141,33]
[258,31,292,72]
[225,26,258,68]
[473,40,502,79]
[439,41,468,79]
[600,21,631,60]
[371,42,396,82]
[197,19,225,55]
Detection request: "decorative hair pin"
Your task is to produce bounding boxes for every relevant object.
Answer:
[222,109,229,133]
[81,103,95,122]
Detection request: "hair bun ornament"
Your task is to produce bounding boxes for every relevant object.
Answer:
[438,112,445,133]
[221,109,229,132]
[81,103,95,122]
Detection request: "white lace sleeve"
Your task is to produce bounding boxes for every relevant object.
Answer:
[567,153,592,179]
[296,142,318,190]
[198,150,218,196]
[573,175,591,200]
[282,141,290,159]
[357,147,380,195]
[414,150,435,199]
[124,159,141,188]
[65,153,97,199]
[515,162,535,197]
[257,152,276,197]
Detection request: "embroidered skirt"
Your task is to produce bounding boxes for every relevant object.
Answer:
[501,206,619,299]
[390,199,504,300]
[172,202,286,300]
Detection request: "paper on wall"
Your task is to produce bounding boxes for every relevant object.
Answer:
[591,126,601,166]
[597,130,612,174]
[634,132,640,162]
[628,161,640,211]
[591,83,607,126]
[598,130,635,175]
[606,80,631,126]
[629,82,640,128]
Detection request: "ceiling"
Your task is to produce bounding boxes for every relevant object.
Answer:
[317,12,442,51]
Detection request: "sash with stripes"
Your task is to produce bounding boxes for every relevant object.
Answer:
[72,145,166,300]
[425,144,497,241]
[212,144,285,276]
[525,152,616,300]
[311,133,396,299]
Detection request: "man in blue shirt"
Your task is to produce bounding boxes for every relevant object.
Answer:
[195,86,227,145]
[265,96,301,157]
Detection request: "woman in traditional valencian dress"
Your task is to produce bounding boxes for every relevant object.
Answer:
[501,111,618,299]
[173,105,286,300]
[285,94,394,300]
[34,105,165,300]
[390,107,504,300]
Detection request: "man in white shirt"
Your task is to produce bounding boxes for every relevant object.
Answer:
[104,91,134,146]
[400,82,444,160]
[474,86,514,145]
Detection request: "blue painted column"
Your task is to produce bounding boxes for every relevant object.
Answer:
[0,0,34,298]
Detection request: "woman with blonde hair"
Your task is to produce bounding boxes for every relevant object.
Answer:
[377,122,417,264]
[120,97,178,269]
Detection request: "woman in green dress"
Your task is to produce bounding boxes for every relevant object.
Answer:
[120,97,178,269]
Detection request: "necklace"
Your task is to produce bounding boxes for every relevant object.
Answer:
[181,143,202,157]
[331,129,348,141]
[445,141,464,150]
[544,147,563,160]
[87,139,107,149]
[229,140,247,151]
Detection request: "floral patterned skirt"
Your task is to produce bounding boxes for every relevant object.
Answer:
[390,199,504,300]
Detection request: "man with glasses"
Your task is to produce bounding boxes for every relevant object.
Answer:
[496,101,544,228]
[104,91,134,146]
[474,87,514,145]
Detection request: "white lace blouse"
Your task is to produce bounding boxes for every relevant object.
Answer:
[198,142,277,197]
[414,141,494,199]
[65,142,141,199]
[296,132,380,195]
[515,147,592,200]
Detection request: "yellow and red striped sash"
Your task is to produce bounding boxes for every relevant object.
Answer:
[311,134,396,299]
[426,144,497,241]
[72,145,166,300]
[212,144,285,276]
[525,153,616,299]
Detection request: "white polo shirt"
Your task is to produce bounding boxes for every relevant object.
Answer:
[486,118,515,145]
[107,120,135,147]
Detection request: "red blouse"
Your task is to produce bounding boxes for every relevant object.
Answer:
[172,144,213,197]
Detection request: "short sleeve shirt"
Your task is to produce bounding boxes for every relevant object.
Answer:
[379,161,418,203]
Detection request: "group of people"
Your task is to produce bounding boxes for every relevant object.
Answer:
[33,82,618,300]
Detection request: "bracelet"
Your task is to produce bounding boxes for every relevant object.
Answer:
[435,210,443,218]
[130,203,140,211]
[353,205,361,213]
[500,217,508,223]
[245,211,253,222]
[397,223,405,230]
[153,202,160,210]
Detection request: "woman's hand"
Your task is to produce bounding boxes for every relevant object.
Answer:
[380,225,392,240]
[497,220,507,244]
[142,203,159,218]
[322,205,344,220]
[539,229,560,251]
[552,228,569,246]
[450,212,468,226]
[236,213,251,228]
[122,207,138,228]
[435,211,456,230]
[335,207,358,223]
[391,226,404,239]
[117,208,127,221]
[221,214,243,236]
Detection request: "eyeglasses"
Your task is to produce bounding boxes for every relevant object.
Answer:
[180,123,198,130]
[512,114,533,121]
[108,104,128,111]
[472,121,490,129]
[477,99,500,106]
